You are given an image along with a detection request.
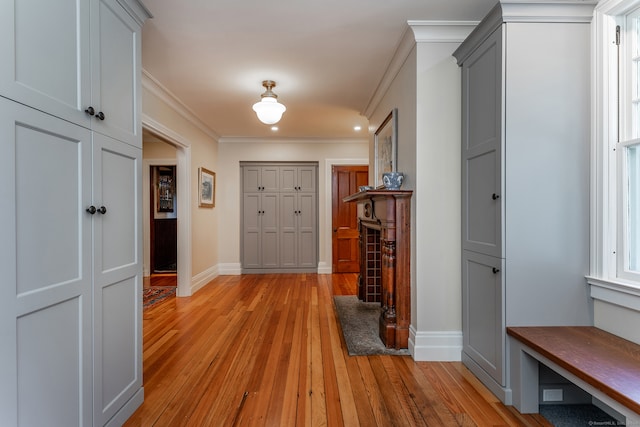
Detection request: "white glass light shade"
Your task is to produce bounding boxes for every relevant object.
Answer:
[252,96,286,125]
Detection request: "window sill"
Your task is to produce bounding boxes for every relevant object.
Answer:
[587,276,640,312]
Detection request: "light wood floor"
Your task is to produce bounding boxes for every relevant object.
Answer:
[124,273,552,426]
[143,273,177,289]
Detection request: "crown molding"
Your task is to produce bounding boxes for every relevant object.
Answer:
[117,0,152,25]
[453,1,597,65]
[363,21,477,119]
[408,20,479,43]
[142,69,220,141]
[218,136,368,144]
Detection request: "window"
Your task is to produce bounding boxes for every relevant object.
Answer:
[591,0,640,294]
[617,8,640,281]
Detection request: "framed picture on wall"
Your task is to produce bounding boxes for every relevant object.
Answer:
[374,108,397,187]
[199,167,215,208]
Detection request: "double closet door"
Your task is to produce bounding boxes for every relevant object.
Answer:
[0,0,149,425]
[242,163,318,273]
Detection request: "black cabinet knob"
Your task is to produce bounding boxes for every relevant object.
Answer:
[85,106,95,116]
[96,111,105,120]
[97,206,107,214]
[492,193,500,200]
[492,267,500,274]
[86,205,96,214]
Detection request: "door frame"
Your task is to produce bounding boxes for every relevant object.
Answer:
[142,119,193,297]
[323,158,368,273]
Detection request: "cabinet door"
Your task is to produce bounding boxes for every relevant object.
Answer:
[297,192,317,268]
[91,0,142,147]
[0,0,91,128]
[261,193,279,268]
[0,98,93,427]
[243,193,262,268]
[92,133,142,425]
[280,165,298,192]
[461,27,503,258]
[261,166,280,192]
[243,166,261,192]
[280,165,316,192]
[298,166,316,192]
[462,250,505,386]
[280,193,298,268]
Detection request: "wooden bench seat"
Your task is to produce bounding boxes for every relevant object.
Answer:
[507,326,640,423]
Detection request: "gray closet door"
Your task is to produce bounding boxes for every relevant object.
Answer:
[260,193,279,268]
[297,192,317,268]
[462,27,503,259]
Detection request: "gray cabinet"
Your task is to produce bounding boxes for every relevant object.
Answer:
[454,1,595,404]
[243,165,280,192]
[241,163,317,273]
[243,192,279,269]
[0,1,149,425]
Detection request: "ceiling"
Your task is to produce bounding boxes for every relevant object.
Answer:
[141,0,496,140]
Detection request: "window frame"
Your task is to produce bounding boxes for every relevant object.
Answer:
[589,0,640,305]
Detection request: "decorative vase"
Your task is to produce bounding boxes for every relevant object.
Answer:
[382,172,404,190]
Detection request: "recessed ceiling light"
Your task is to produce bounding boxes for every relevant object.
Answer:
[354,125,362,131]
[271,126,279,131]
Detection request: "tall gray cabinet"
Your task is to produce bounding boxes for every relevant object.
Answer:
[241,163,318,273]
[453,1,595,404]
[0,1,150,426]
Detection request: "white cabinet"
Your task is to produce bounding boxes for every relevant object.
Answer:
[0,1,148,425]
[454,1,595,404]
[92,133,142,426]
[241,163,318,273]
[0,0,147,147]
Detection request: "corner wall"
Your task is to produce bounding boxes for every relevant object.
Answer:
[365,22,475,361]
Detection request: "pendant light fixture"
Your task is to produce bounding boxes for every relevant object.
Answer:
[252,80,286,125]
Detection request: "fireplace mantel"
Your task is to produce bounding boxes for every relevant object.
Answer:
[343,189,412,349]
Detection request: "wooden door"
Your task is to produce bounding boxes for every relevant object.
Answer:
[332,165,368,273]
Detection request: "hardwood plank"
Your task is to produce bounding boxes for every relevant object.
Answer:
[124,274,552,427]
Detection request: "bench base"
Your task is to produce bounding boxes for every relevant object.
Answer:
[510,336,640,424]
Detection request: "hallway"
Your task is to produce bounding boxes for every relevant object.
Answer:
[124,274,552,426]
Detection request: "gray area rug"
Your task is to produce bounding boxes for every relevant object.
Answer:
[539,404,617,426]
[334,295,410,356]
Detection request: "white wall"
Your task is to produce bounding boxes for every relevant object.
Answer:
[142,74,219,295]
[365,22,474,361]
[216,139,368,274]
[412,43,465,360]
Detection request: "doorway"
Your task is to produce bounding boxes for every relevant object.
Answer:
[331,165,368,273]
[149,165,177,286]
[142,130,179,290]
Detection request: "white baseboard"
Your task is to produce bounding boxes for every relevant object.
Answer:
[409,327,463,361]
[191,265,219,294]
[317,262,332,274]
[218,263,242,275]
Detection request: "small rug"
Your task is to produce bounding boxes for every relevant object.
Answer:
[539,404,618,426]
[333,295,410,356]
[143,286,176,309]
